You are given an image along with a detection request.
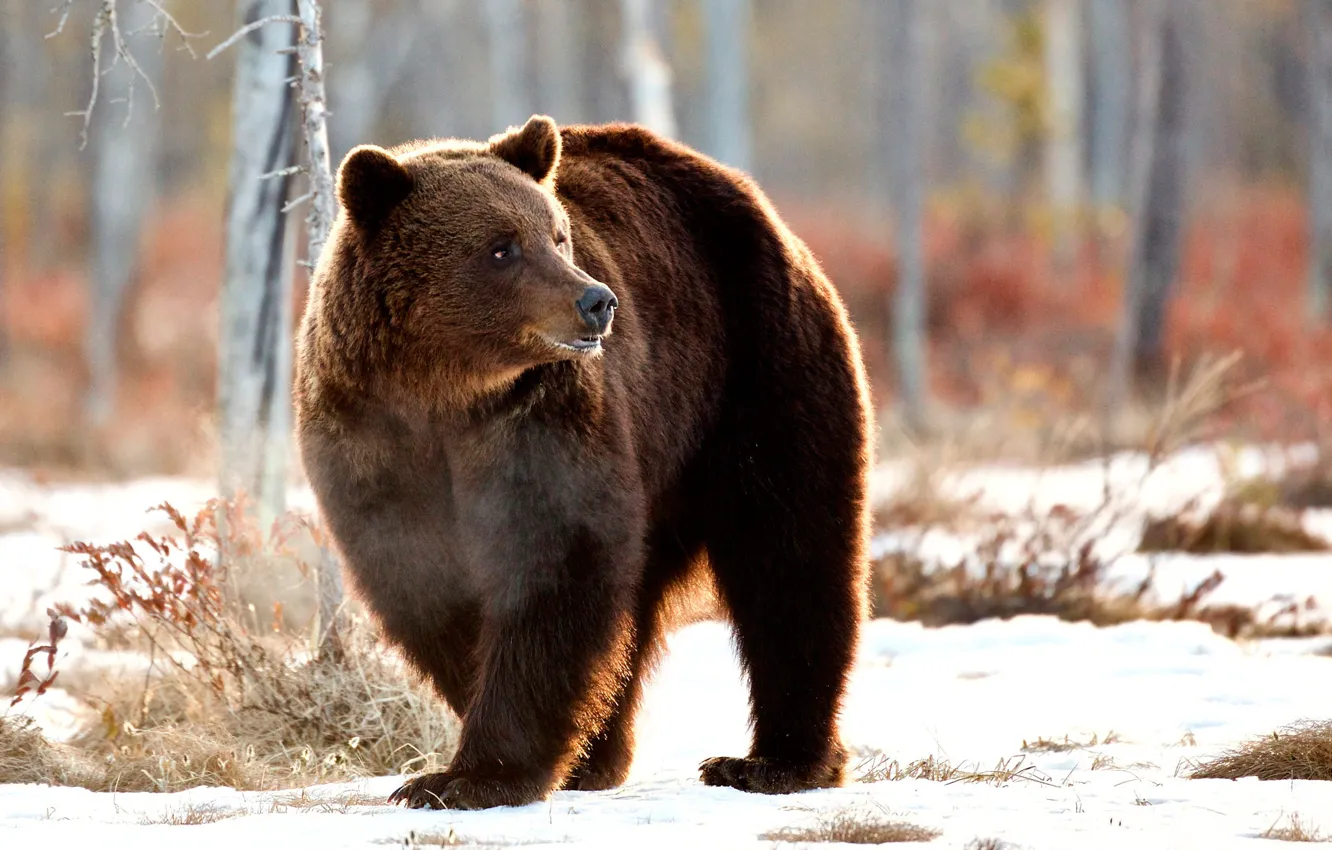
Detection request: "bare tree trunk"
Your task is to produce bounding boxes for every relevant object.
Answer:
[1109,0,1187,408]
[84,2,164,428]
[217,0,298,530]
[289,0,343,660]
[887,0,929,433]
[1087,0,1131,211]
[534,0,584,123]
[1308,0,1332,322]
[1045,0,1083,268]
[619,0,677,137]
[704,0,752,171]
[483,0,531,130]
[327,0,418,158]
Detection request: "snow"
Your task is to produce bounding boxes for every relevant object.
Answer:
[4,454,1332,848]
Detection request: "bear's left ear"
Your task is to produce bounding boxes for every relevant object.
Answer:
[489,115,561,188]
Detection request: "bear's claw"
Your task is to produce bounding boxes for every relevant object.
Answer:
[698,755,843,795]
[388,771,546,810]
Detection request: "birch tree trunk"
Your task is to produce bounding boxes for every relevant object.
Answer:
[217,0,298,527]
[1044,0,1083,268]
[1308,0,1332,322]
[291,0,344,659]
[887,0,929,433]
[1109,0,1187,408]
[1087,0,1131,211]
[84,2,164,428]
[534,0,584,123]
[328,0,418,158]
[483,0,531,130]
[620,0,677,137]
[704,0,752,171]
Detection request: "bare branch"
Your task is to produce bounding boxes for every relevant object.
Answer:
[206,14,301,60]
[140,0,207,59]
[280,191,314,213]
[50,0,177,148]
[46,0,78,38]
[260,165,304,180]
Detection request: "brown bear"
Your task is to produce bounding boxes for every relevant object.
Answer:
[294,115,872,810]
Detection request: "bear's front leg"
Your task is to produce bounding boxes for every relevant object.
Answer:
[390,529,637,810]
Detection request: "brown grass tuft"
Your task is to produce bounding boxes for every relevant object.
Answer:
[9,500,458,793]
[1021,731,1121,753]
[762,808,941,844]
[1190,721,1332,782]
[855,751,1052,787]
[139,803,244,826]
[1261,812,1328,843]
[1139,499,1328,554]
[0,714,94,787]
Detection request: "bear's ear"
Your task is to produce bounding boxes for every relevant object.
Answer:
[337,145,413,231]
[489,115,561,188]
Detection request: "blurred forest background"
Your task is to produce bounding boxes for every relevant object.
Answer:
[0,0,1327,478]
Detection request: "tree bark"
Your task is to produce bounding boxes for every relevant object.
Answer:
[1109,0,1188,407]
[886,0,929,433]
[534,0,584,123]
[217,0,298,528]
[1086,0,1131,211]
[1308,0,1332,322]
[704,0,752,171]
[483,0,531,130]
[84,1,164,428]
[327,0,418,159]
[1044,0,1084,267]
[619,0,677,137]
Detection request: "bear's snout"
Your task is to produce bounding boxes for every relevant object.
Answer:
[576,284,619,336]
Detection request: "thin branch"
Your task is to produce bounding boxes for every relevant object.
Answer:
[206,14,301,60]
[280,191,314,214]
[46,0,77,38]
[140,0,207,59]
[260,165,304,180]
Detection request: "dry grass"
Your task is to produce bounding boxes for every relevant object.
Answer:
[7,500,458,793]
[1021,731,1121,753]
[1262,813,1328,843]
[139,803,244,826]
[1190,721,1332,782]
[855,751,1052,787]
[762,808,940,844]
[0,714,94,787]
[381,829,542,848]
[1139,499,1329,554]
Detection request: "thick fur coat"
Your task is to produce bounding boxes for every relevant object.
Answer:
[294,116,872,809]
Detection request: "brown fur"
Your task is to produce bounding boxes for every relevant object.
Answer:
[294,115,873,810]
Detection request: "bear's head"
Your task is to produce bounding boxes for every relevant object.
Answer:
[316,115,617,409]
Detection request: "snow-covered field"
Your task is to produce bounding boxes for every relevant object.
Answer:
[4,452,1332,848]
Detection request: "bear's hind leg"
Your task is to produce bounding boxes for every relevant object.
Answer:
[697,373,869,794]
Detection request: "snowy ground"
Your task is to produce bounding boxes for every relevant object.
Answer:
[4,451,1332,848]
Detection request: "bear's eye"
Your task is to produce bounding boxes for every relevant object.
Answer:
[489,240,521,266]
[554,230,569,247]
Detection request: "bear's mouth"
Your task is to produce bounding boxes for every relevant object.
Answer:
[549,336,603,354]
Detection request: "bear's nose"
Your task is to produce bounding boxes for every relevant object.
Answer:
[576,284,618,335]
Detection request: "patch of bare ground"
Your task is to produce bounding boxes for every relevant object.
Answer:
[1190,721,1332,782]
[762,807,941,844]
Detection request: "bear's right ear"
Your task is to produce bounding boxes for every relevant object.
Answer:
[337,145,413,231]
